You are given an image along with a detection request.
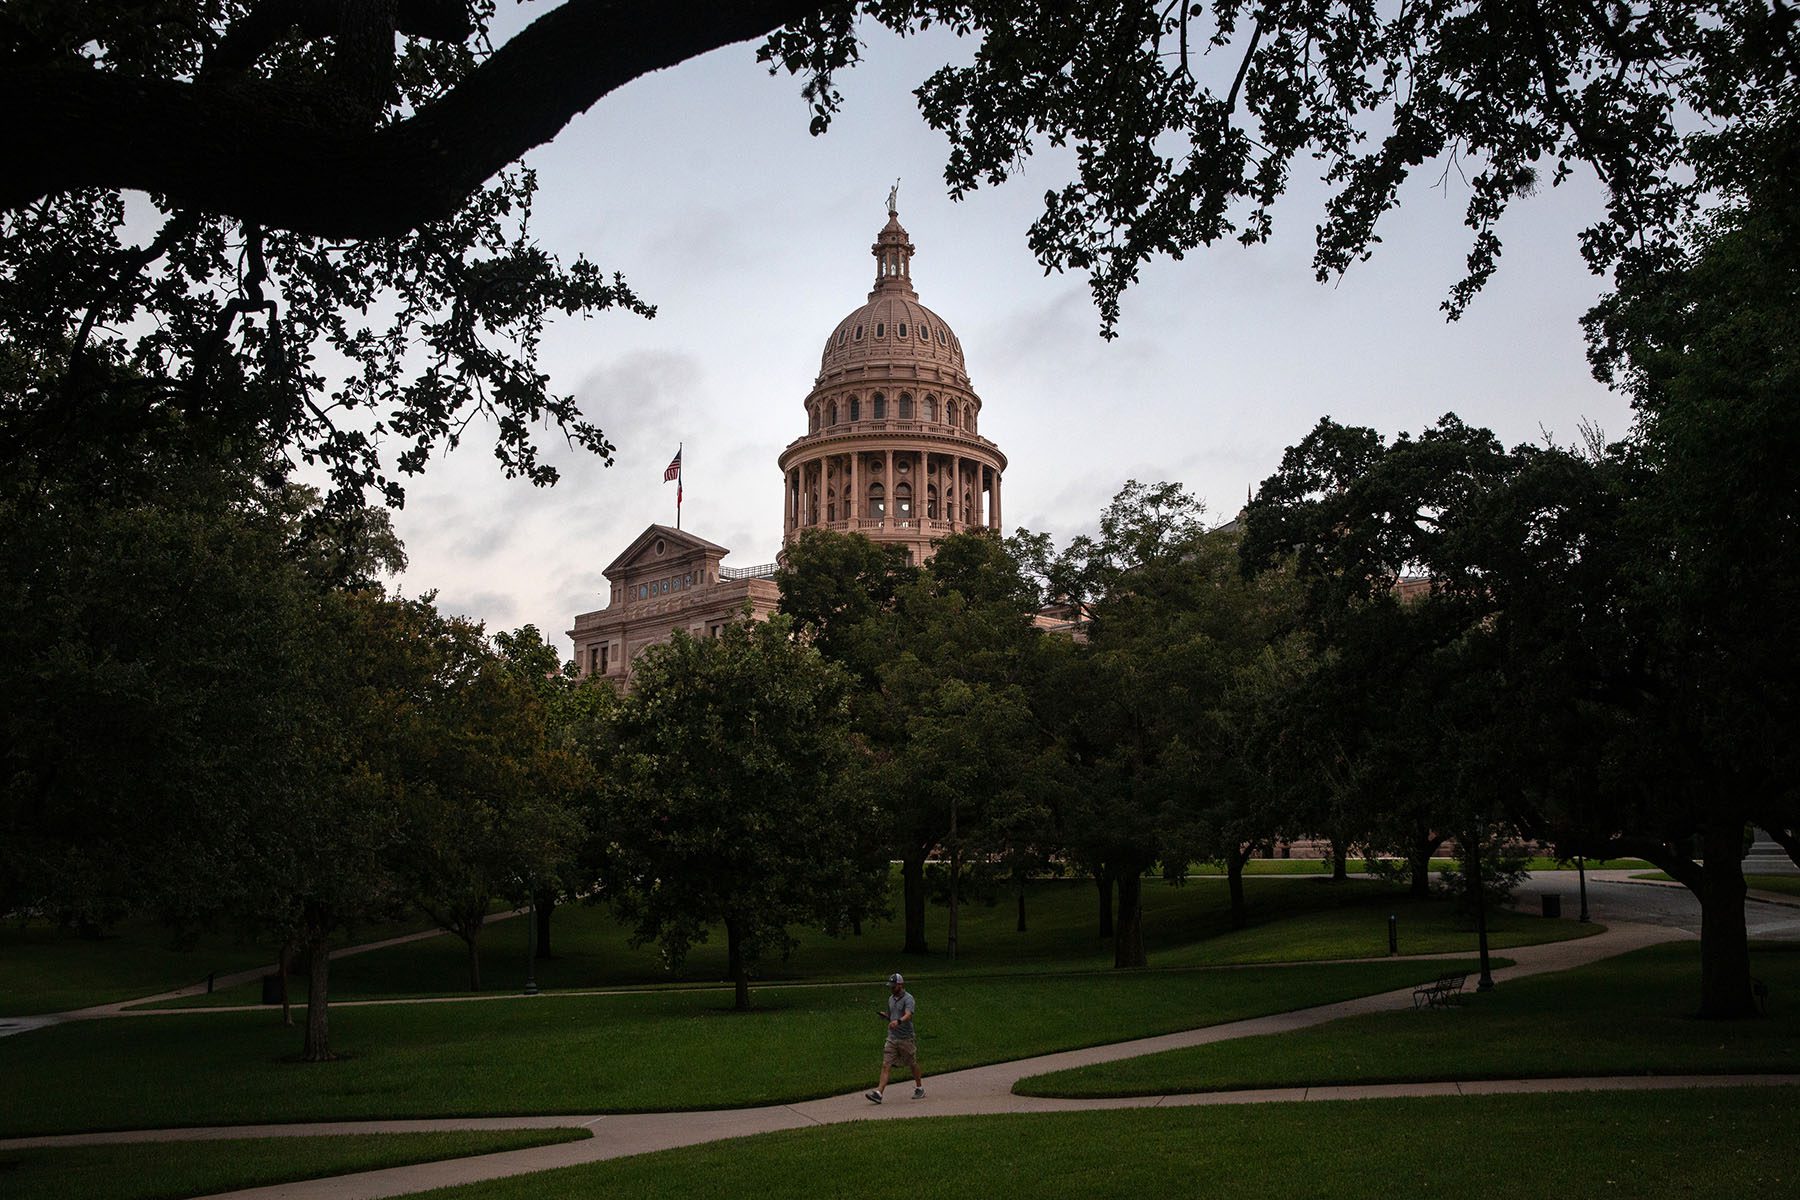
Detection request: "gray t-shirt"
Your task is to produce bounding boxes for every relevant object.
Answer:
[886,990,916,1040]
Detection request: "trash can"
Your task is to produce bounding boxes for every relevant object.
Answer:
[260,973,283,1005]
[1541,894,1563,918]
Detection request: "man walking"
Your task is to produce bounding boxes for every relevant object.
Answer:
[866,972,923,1103]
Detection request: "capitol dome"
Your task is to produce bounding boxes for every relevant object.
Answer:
[818,212,969,384]
[779,196,1007,565]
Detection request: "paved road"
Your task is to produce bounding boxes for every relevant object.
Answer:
[1515,870,1800,939]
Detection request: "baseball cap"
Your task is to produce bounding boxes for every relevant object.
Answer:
[887,973,904,985]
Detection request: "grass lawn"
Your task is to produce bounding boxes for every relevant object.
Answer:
[0,1129,587,1200]
[0,910,486,1018]
[1016,942,1800,1098]
[0,919,276,1018]
[161,875,1593,1007]
[410,1087,1799,1199]
[1632,872,1800,899]
[0,957,1487,1136]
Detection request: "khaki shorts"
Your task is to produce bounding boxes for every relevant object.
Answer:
[882,1037,918,1070]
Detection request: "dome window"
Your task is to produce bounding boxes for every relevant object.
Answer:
[875,322,885,338]
[920,325,930,340]
[925,395,938,423]
[829,400,839,425]
[854,325,863,341]
[895,482,913,520]
[869,481,886,518]
[849,396,861,420]
[837,329,846,346]
[873,393,887,420]
[926,485,939,520]
[899,393,913,419]
[897,322,907,338]
[946,401,959,428]
[938,329,948,345]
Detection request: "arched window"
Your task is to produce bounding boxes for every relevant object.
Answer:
[854,324,864,341]
[925,395,938,423]
[926,485,939,520]
[827,489,836,523]
[869,481,886,518]
[938,329,948,345]
[946,401,959,428]
[875,321,886,338]
[829,400,839,425]
[897,322,907,338]
[895,481,913,521]
[920,325,930,341]
[873,392,887,420]
[837,329,846,346]
[899,393,913,419]
[964,491,974,523]
[810,489,819,524]
[810,405,820,432]
[967,410,977,435]
[849,395,861,421]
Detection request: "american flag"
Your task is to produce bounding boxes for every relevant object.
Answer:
[663,449,682,482]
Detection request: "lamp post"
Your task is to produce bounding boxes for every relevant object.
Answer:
[523,888,539,996]
[1470,817,1494,992]
[947,792,960,963]
[1576,852,1591,923]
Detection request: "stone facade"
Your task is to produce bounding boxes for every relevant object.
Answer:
[568,201,1008,681]
[565,525,779,687]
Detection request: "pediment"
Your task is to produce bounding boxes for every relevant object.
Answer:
[603,524,731,581]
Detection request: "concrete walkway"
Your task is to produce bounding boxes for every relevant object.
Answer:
[5,916,1740,1200]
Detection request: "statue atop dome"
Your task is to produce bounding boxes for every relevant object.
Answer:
[886,179,900,216]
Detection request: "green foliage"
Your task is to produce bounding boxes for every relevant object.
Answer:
[605,616,882,1006]
[1,4,651,508]
[765,1,1793,332]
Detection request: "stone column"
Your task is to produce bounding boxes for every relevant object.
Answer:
[992,470,1003,530]
[850,452,861,527]
[885,448,894,529]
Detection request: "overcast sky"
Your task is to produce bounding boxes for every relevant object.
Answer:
[383,16,1634,653]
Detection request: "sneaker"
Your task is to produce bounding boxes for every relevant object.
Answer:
[913,1086,925,1099]
[865,1090,883,1104]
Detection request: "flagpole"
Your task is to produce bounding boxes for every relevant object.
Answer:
[676,442,683,530]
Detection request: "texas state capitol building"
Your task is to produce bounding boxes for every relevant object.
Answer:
[567,200,1008,684]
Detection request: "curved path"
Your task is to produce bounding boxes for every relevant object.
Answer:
[10,915,1766,1200]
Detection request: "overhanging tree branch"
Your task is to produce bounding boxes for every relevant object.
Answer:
[3,0,822,239]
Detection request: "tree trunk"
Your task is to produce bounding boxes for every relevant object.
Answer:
[1409,836,1433,898]
[1330,836,1349,882]
[278,941,293,1028]
[901,853,929,954]
[1227,851,1248,929]
[1113,870,1146,968]
[1095,869,1115,939]
[1697,819,1756,1019]
[301,933,333,1062]
[463,927,482,992]
[534,891,554,959]
[725,916,751,1011]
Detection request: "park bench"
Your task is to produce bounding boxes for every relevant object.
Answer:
[1412,973,1469,1010]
